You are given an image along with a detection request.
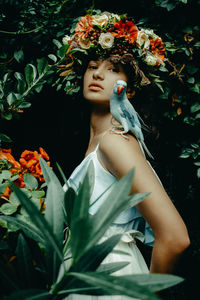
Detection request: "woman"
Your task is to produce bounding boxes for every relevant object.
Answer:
[60,11,190,298]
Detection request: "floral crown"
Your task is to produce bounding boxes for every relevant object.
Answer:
[58,11,167,95]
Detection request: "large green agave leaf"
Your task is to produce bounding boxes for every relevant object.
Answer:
[84,169,148,253]
[16,233,35,289]
[39,157,65,246]
[122,273,184,292]
[0,215,44,244]
[70,234,123,273]
[97,261,131,275]
[64,187,76,227]
[51,234,123,294]
[69,162,94,261]
[3,289,51,300]
[39,157,65,282]
[70,272,159,300]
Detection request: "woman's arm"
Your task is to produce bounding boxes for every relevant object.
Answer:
[98,131,190,274]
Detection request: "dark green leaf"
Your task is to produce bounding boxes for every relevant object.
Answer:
[190,103,200,113]
[14,49,24,63]
[37,58,49,75]
[53,39,62,48]
[14,72,24,81]
[7,92,17,105]
[18,102,31,109]
[17,79,27,94]
[16,233,34,288]
[48,54,57,63]
[57,45,69,58]
[0,133,12,143]
[25,64,37,86]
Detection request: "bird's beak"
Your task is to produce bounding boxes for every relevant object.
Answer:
[117,85,124,95]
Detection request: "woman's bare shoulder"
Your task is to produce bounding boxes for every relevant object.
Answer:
[99,130,142,156]
[98,130,146,177]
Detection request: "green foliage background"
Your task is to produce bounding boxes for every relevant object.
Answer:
[0,0,200,298]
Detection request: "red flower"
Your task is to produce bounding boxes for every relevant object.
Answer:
[150,38,165,63]
[110,20,138,44]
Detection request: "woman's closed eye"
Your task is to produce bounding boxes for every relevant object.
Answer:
[109,67,120,73]
[108,64,120,73]
[88,65,98,70]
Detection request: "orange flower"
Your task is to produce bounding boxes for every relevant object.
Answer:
[15,175,25,188]
[150,38,165,63]
[1,185,11,199]
[0,148,21,169]
[110,20,138,44]
[19,148,50,182]
[75,15,94,39]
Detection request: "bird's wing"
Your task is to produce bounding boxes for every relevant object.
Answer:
[120,101,135,128]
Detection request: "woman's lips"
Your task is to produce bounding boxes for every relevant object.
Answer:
[89,82,103,91]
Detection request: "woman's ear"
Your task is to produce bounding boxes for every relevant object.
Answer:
[126,88,136,99]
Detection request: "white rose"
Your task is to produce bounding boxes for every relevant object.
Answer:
[136,30,150,49]
[79,37,92,49]
[142,28,160,40]
[92,14,109,27]
[109,13,120,21]
[62,35,71,45]
[144,54,158,66]
[99,32,114,49]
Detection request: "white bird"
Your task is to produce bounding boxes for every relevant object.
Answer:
[110,80,153,159]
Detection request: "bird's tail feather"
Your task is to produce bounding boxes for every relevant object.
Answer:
[138,140,154,160]
[136,112,151,132]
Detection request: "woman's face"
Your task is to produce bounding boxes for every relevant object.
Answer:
[83,58,128,106]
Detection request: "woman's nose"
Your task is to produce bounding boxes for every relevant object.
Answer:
[93,67,104,80]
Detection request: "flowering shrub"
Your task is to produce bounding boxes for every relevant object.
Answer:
[0,147,50,223]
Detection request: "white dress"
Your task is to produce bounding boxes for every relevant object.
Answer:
[63,145,156,299]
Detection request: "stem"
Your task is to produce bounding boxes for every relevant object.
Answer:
[0,25,44,35]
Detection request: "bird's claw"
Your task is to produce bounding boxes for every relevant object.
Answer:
[110,127,129,140]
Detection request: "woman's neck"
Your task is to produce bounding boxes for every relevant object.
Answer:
[90,109,112,136]
[88,106,112,150]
